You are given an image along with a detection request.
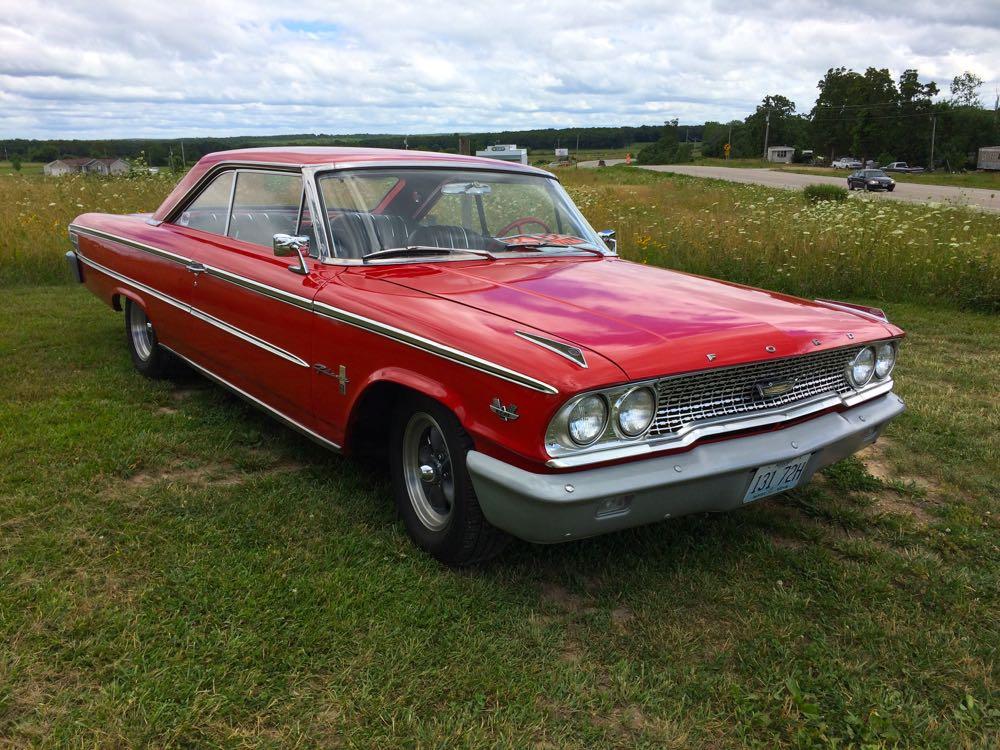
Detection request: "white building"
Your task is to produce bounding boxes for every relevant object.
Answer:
[475,144,528,165]
[766,146,794,163]
[977,146,1000,171]
[43,157,129,176]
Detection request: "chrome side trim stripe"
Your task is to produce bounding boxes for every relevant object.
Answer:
[70,224,191,266]
[73,225,558,394]
[76,253,309,369]
[77,252,187,311]
[312,300,559,395]
[187,307,310,368]
[161,345,341,452]
[204,266,313,311]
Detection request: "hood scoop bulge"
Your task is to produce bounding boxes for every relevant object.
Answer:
[515,331,588,368]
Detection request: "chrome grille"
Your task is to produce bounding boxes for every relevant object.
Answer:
[649,347,860,437]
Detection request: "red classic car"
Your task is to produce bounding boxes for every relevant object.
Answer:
[68,147,905,565]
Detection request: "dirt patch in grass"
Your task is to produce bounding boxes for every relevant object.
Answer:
[859,439,939,524]
[125,454,304,489]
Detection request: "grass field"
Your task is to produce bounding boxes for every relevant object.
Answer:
[1,166,998,746]
[0,161,45,176]
[561,167,998,312]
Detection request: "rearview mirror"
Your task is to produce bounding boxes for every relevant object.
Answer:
[598,229,617,254]
[441,181,492,196]
[273,234,310,275]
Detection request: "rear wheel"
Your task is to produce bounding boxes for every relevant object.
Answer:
[389,394,509,566]
[124,299,172,377]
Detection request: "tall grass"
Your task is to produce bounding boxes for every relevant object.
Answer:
[2,167,998,311]
[563,167,999,312]
[0,172,175,286]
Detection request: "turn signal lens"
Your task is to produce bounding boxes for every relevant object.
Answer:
[567,395,608,445]
[874,341,896,378]
[849,346,876,387]
[616,387,656,437]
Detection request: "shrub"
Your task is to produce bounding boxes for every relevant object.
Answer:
[876,152,895,167]
[637,140,695,165]
[803,184,848,204]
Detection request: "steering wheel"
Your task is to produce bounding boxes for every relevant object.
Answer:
[497,216,552,237]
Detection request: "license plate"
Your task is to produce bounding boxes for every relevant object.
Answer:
[743,454,811,503]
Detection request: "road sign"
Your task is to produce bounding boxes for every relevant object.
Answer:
[724,143,731,155]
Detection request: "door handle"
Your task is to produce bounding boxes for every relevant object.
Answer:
[186,262,206,274]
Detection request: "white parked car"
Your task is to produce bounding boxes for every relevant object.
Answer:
[832,157,862,169]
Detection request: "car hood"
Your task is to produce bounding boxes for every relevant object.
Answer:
[372,257,898,381]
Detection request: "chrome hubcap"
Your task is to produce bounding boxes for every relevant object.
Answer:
[128,304,154,361]
[402,413,454,531]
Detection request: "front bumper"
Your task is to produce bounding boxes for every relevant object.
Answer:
[467,392,905,544]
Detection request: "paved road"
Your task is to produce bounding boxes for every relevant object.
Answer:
[577,161,999,212]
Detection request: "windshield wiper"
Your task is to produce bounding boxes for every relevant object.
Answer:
[362,245,495,263]
[499,241,606,257]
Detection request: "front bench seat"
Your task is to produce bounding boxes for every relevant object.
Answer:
[329,212,413,258]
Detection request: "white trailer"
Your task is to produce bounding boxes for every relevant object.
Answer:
[475,144,528,165]
[977,146,1000,171]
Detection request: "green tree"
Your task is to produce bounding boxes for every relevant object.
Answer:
[10,154,22,172]
[950,71,983,107]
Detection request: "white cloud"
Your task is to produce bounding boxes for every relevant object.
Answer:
[1,0,998,138]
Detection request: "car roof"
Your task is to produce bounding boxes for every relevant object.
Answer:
[152,146,552,222]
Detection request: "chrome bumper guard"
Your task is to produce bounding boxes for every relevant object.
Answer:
[66,250,84,283]
[467,392,905,544]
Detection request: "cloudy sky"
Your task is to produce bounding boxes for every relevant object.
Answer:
[2,1,998,139]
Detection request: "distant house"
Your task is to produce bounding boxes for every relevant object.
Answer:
[766,146,794,164]
[43,157,129,176]
[978,146,1000,171]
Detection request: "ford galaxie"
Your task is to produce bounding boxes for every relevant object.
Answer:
[68,147,904,565]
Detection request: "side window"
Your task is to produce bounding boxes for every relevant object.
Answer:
[228,172,303,248]
[176,172,233,235]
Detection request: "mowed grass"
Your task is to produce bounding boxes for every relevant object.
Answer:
[1,286,997,747]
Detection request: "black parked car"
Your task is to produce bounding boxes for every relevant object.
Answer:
[847,169,896,191]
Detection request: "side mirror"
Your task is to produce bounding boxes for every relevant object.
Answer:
[273,234,310,275]
[598,229,617,254]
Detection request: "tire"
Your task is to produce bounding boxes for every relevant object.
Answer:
[887,186,895,192]
[389,394,510,566]
[124,298,172,378]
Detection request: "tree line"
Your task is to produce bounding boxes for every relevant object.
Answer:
[2,126,665,168]
[6,67,997,171]
[693,68,998,169]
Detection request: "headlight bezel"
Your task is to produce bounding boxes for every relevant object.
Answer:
[614,386,657,438]
[846,345,876,388]
[565,394,609,446]
[874,341,896,379]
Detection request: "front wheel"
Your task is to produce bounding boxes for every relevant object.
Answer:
[124,299,172,377]
[389,395,509,566]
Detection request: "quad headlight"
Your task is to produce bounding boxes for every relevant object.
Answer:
[566,395,608,445]
[847,346,876,387]
[616,387,656,437]
[874,341,896,379]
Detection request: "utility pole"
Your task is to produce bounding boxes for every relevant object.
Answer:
[180,141,186,168]
[762,109,771,160]
[929,114,937,170]
[727,122,732,160]
[575,132,579,153]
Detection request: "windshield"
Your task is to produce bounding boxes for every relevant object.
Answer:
[865,170,889,178]
[316,168,605,260]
